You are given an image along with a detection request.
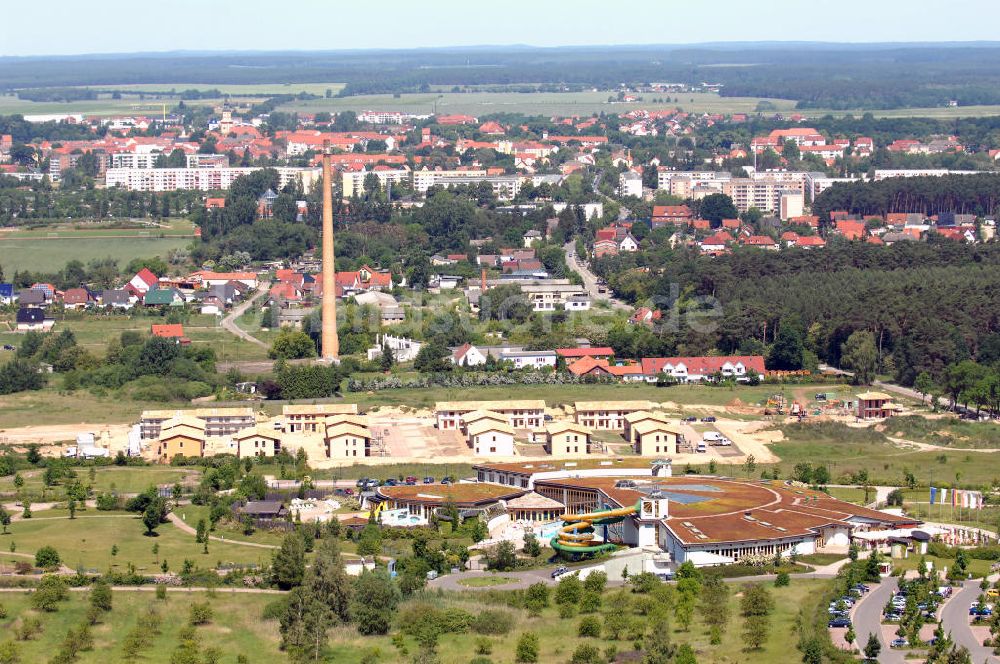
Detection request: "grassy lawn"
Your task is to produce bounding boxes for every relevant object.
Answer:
[279,90,799,117]
[890,554,994,579]
[796,553,848,566]
[456,575,516,587]
[0,590,280,663]
[310,462,477,482]
[3,511,272,572]
[0,466,198,497]
[0,236,194,273]
[824,487,868,504]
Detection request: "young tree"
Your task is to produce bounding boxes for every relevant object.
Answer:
[515,632,539,663]
[700,573,730,641]
[89,580,112,612]
[280,585,333,662]
[34,545,60,569]
[841,330,879,385]
[271,533,306,590]
[0,506,10,534]
[863,632,881,661]
[740,583,773,651]
[305,537,352,623]
[349,569,400,635]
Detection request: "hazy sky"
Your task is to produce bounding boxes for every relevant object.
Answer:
[3,0,998,57]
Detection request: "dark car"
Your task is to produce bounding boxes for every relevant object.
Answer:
[1,344,14,351]
[701,416,717,423]
[355,478,370,488]
[384,478,398,487]
[828,618,851,628]
[423,476,435,484]
[441,476,454,485]
[683,416,697,422]
[890,638,908,648]
[551,566,569,579]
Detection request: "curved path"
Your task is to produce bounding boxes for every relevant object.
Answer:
[220,281,270,348]
[941,578,1000,663]
[849,576,904,664]
[166,513,278,550]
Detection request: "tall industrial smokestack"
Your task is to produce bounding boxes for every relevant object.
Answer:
[321,141,339,360]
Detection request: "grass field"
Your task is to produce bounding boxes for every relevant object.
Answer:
[0,466,198,497]
[0,313,271,363]
[279,90,799,117]
[85,82,346,96]
[3,509,272,572]
[0,93,222,118]
[0,590,280,663]
[0,388,167,429]
[0,236,193,273]
[770,422,1000,487]
[885,415,1000,449]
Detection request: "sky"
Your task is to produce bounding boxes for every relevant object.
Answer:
[3,0,999,57]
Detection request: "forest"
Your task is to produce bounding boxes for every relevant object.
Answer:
[812,174,1000,220]
[7,44,1000,109]
[595,239,1000,388]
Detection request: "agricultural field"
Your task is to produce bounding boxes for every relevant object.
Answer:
[0,92,222,118]
[0,590,280,663]
[279,90,799,117]
[84,82,346,96]
[0,219,196,273]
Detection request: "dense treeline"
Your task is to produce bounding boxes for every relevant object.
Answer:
[0,114,102,143]
[813,174,1000,220]
[7,46,1000,109]
[598,240,1000,387]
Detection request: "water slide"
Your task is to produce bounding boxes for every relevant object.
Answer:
[550,501,640,555]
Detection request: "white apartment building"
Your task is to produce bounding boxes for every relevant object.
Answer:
[618,170,643,198]
[342,167,411,197]
[412,169,488,192]
[723,178,806,214]
[873,169,979,180]
[803,173,862,201]
[105,167,322,193]
[657,170,728,190]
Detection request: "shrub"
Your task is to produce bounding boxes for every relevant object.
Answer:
[475,637,493,655]
[189,602,213,625]
[34,546,61,569]
[262,596,288,620]
[15,616,42,641]
[583,571,607,593]
[570,643,603,664]
[515,632,539,663]
[90,580,113,611]
[30,575,69,612]
[0,641,20,664]
[580,590,602,613]
[155,584,167,600]
[775,571,790,587]
[578,615,602,637]
[555,573,582,605]
[471,609,514,635]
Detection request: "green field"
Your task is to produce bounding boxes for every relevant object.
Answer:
[0,313,271,362]
[86,82,346,96]
[885,415,1000,449]
[3,509,272,572]
[770,422,1000,487]
[279,90,799,117]
[0,236,193,273]
[0,466,198,497]
[0,93,222,118]
[0,590,280,663]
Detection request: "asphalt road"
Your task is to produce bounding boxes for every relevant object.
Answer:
[941,580,999,663]
[851,576,905,664]
[220,281,270,348]
[562,239,630,311]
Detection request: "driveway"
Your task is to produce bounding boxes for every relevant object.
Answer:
[220,281,270,348]
[849,576,905,664]
[941,579,999,663]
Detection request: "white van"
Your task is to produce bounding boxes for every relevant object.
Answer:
[696,442,708,453]
[702,431,723,442]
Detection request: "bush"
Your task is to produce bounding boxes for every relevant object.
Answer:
[189,601,213,625]
[580,590,602,613]
[15,616,42,641]
[775,571,790,587]
[570,644,603,664]
[155,584,167,600]
[475,637,493,655]
[34,545,61,569]
[262,596,287,620]
[471,609,515,635]
[578,615,602,637]
[515,632,539,663]
[30,575,68,612]
[583,571,607,593]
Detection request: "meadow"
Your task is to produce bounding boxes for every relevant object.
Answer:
[0,92,222,118]
[0,590,280,663]
[2,508,273,572]
[0,466,198,496]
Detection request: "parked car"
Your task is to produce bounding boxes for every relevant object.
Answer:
[441,477,453,485]
[383,478,398,487]
[355,478,370,488]
[701,416,717,423]
[426,570,439,581]
[423,476,435,484]
[551,566,569,579]
[828,618,851,628]
[683,416,697,422]
[890,638,908,648]
[404,476,418,485]
[1,344,14,351]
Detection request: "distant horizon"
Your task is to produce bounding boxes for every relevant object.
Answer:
[5,0,1000,57]
[6,40,1000,62]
